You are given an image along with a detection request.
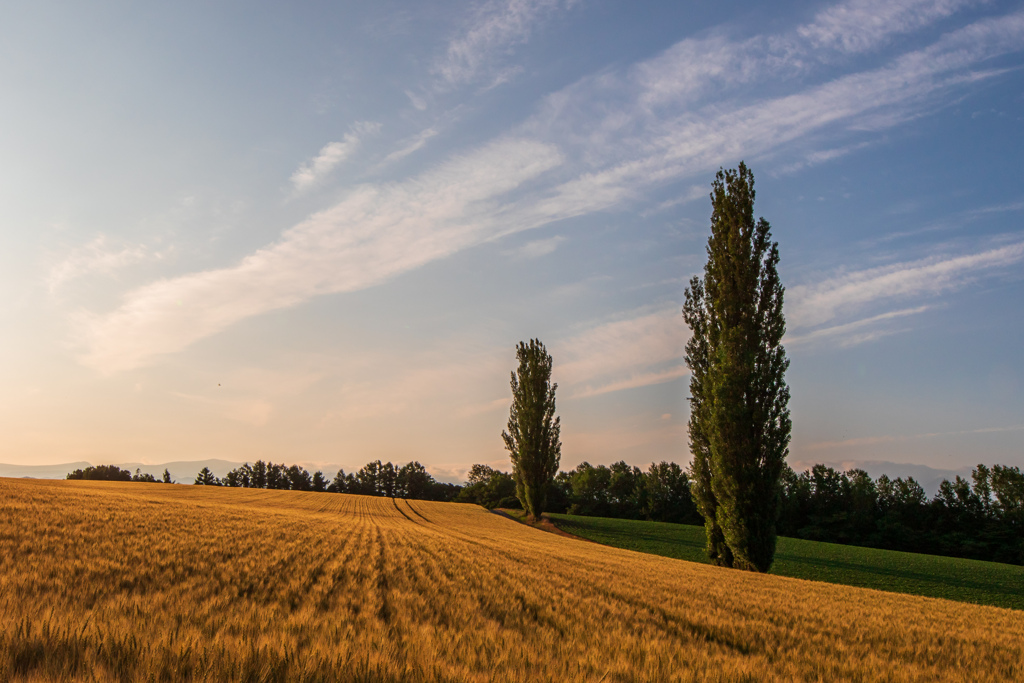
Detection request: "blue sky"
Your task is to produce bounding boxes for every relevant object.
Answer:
[1,0,1022,480]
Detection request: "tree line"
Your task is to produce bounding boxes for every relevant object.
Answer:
[464,460,1024,565]
[66,465,174,483]
[193,459,461,502]
[458,461,701,524]
[64,456,1023,564]
[779,463,1024,565]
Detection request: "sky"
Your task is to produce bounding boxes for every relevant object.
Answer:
[1,0,1022,482]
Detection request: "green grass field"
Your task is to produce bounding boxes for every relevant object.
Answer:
[546,513,1024,611]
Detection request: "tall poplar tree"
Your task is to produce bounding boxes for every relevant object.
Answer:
[683,163,791,573]
[503,339,561,519]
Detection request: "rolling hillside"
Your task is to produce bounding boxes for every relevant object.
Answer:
[2,478,1023,682]
[545,513,1024,610]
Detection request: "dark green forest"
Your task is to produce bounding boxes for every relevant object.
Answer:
[66,465,171,484]
[463,461,1024,566]
[198,460,462,502]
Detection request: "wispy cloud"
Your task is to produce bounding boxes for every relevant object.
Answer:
[797,0,981,53]
[785,305,930,348]
[454,307,688,409]
[640,185,707,217]
[807,423,1024,450]
[774,141,874,175]
[788,240,1024,330]
[48,235,161,294]
[962,200,1024,217]
[571,367,689,399]
[538,11,1024,221]
[457,396,510,418]
[862,198,1024,246]
[405,89,429,111]
[289,122,380,195]
[380,128,439,166]
[555,308,689,398]
[432,0,571,91]
[77,138,564,373]
[632,0,982,112]
[510,235,565,258]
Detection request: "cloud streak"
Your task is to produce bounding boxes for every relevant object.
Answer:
[608,0,982,115]
[290,122,380,194]
[511,235,565,258]
[807,423,1024,451]
[380,128,439,166]
[48,236,161,294]
[432,0,570,90]
[785,305,931,348]
[556,308,690,398]
[788,241,1024,330]
[571,367,689,399]
[526,10,1024,223]
[78,138,563,372]
[797,0,981,53]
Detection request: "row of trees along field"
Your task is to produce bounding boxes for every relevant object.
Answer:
[65,456,1024,565]
[66,465,174,483]
[462,460,1024,565]
[194,459,461,501]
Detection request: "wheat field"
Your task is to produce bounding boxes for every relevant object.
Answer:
[1,478,1022,682]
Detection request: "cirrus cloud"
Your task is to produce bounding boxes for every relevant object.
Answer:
[77,137,564,373]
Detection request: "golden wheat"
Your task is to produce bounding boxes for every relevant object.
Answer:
[1,478,1021,682]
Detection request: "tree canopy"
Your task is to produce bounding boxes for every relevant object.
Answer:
[66,465,163,483]
[684,162,791,572]
[502,339,562,519]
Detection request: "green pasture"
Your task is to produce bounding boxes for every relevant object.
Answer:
[545,513,1024,611]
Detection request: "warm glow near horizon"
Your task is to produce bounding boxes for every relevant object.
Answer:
[1,0,1022,481]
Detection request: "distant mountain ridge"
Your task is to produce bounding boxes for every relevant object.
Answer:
[0,461,94,481]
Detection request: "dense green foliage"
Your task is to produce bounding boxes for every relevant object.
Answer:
[547,513,1024,611]
[478,460,1024,565]
[780,463,1024,565]
[330,460,460,500]
[551,460,701,524]
[684,163,791,573]
[66,465,160,483]
[459,460,701,522]
[194,459,460,502]
[194,466,218,486]
[456,464,520,509]
[503,339,561,518]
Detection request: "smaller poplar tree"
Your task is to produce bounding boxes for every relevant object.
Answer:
[503,339,562,519]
